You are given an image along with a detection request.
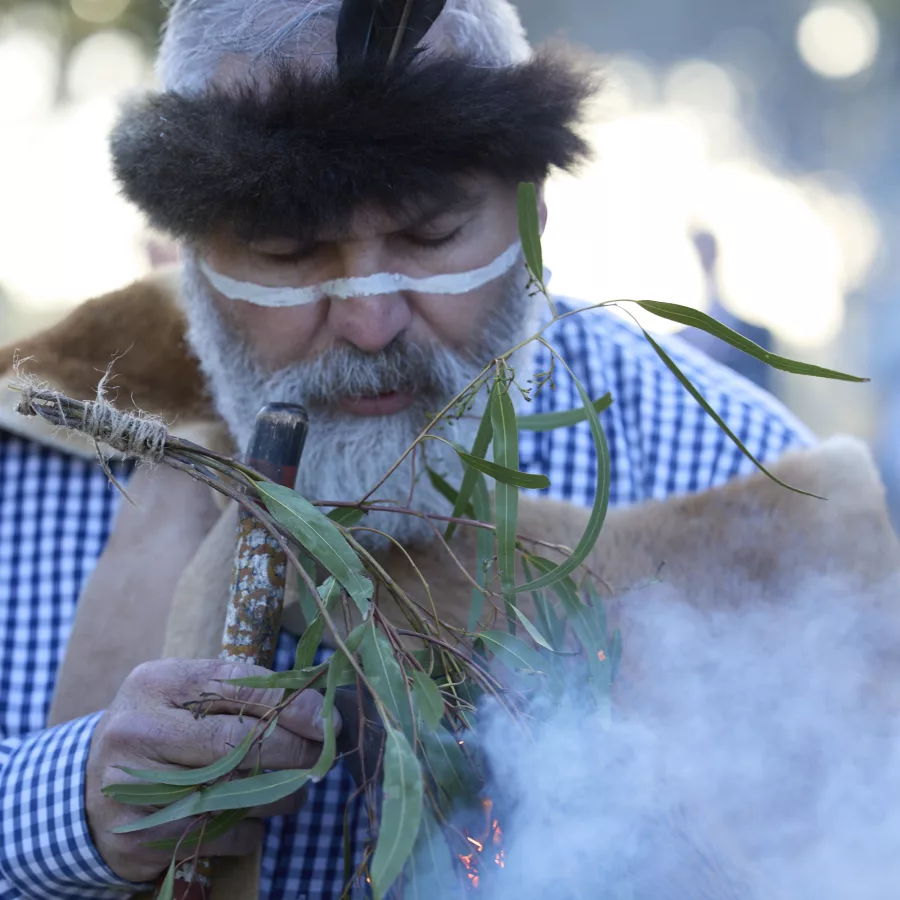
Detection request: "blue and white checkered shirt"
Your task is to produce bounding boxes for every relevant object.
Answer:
[0,302,813,899]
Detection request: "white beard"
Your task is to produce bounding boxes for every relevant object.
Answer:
[179,252,539,548]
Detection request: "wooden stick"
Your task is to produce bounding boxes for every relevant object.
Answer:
[168,404,309,900]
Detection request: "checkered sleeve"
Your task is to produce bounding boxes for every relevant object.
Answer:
[0,713,144,899]
[519,303,817,509]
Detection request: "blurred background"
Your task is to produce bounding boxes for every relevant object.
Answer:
[0,0,897,517]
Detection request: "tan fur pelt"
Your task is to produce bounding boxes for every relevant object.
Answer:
[2,269,212,421]
[0,270,224,458]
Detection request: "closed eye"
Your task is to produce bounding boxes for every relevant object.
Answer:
[402,228,463,250]
[249,238,318,264]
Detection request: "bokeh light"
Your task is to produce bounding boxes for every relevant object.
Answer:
[0,27,59,121]
[541,55,882,348]
[0,97,150,309]
[66,29,149,101]
[796,0,880,80]
[70,0,131,25]
[664,59,741,119]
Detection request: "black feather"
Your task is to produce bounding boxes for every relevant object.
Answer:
[336,0,447,72]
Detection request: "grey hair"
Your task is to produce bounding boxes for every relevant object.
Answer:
[156,0,532,95]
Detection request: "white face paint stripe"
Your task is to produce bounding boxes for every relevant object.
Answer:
[199,241,523,308]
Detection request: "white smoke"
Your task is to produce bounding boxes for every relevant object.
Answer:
[465,571,900,900]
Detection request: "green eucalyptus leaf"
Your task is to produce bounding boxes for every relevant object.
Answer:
[307,631,365,781]
[522,558,566,651]
[528,558,613,706]
[477,630,545,674]
[116,729,257,787]
[445,403,493,541]
[101,782,196,807]
[410,669,445,730]
[426,467,474,519]
[609,628,623,681]
[513,358,611,594]
[518,392,613,432]
[454,449,550,490]
[468,472,494,633]
[517,182,544,285]
[639,330,824,499]
[407,649,452,680]
[257,482,373,614]
[490,382,520,631]
[294,552,319,633]
[142,809,249,851]
[635,301,868,382]
[528,559,605,650]
[226,661,331,691]
[295,618,326,673]
[327,506,367,527]
[157,861,176,900]
[112,768,313,834]
[419,728,480,810]
[403,807,459,899]
[369,725,424,900]
[511,606,555,651]
[294,577,342,671]
[360,628,414,738]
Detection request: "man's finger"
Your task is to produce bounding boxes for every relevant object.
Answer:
[156,712,325,772]
[196,686,340,742]
[129,660,312,715]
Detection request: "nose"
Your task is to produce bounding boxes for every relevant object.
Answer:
[326,243,413,353]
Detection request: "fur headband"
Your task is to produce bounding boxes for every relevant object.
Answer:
[109,49,598,242]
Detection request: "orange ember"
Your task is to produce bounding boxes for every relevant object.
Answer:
[456,799,505,891]
[597,650,607,662]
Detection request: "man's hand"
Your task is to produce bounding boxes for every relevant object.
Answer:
[85,659,338,883]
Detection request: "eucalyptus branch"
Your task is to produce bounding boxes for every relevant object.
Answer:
[344,529,444,638]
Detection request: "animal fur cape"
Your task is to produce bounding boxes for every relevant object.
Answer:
[2,271,900,900]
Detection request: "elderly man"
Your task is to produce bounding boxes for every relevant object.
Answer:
[0,1,814,898]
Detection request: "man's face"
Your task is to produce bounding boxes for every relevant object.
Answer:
[180,174,546,546]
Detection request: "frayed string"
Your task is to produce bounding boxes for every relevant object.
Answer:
[11,359,170,465]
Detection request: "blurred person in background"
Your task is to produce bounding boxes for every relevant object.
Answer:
[681,229,774,392]
[0,1,814,898]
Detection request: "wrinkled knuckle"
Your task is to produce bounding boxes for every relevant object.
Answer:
[209,716,246,760]
[127,660,167,695]
[214,662,275,708]
[214,662,256,700]
[213,661,246,687]
[101,711,159,755]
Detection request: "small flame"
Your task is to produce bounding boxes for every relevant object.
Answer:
[456,799,505,890]
[597,650,607,662]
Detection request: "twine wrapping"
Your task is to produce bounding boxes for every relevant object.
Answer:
[13,372,169,463]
